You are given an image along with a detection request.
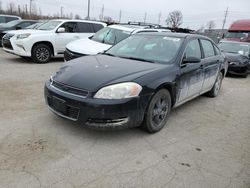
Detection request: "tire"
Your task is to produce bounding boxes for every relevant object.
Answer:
[242,74,248,78]
[142,89,171,133]
[206,72,223,98]
[31,44,52,64]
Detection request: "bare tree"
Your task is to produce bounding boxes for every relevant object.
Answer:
[166,10,183,28]
[74,14,81,19]
[7,2,17,14]
[207,20,216,30]
[0,1,3,13]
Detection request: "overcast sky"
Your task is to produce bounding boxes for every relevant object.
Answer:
[1,0,250,30]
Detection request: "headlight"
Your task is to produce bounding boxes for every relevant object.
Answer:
[229,61,241,65]
[16,33,31,40]
[94,82,142,99]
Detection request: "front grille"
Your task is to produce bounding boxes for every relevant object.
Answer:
[51,80,89,97]
[64,48,85,61]
[2,33,14,50]
[47,97,80,120]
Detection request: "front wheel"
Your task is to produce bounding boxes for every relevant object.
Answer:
[142,89,171,133]
[31,44,52,64]
[206,72,223,97]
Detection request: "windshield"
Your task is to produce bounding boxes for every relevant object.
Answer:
[225,32,249,39]
[106,35,183,64]
[37,20,62,30]
[2,20,21,27]
[91,27,131,45]
[219,42,249,56]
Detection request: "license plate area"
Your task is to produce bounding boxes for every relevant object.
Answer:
[52,96,66,114]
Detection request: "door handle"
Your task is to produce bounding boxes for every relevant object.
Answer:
[74,36,80,39]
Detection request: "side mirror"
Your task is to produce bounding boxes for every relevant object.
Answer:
[16,26,22,30]
[183,57,201,64]
[57,27,65,33]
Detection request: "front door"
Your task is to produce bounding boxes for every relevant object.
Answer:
[55,22,79,54]
[176,39,204,104]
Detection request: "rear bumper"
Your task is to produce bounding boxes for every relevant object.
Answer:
[44,81,151,129]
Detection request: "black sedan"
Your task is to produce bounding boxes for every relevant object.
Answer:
[218,41,250,77]
[44,33,227,133]
[0,19,37,46]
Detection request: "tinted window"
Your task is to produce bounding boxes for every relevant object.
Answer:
[77,22,94,33]
[17,22,35,29]
[6,17,19,22]
[107,35,183,64]
[184,39,201,59]
[91,27,130,45]
[201,40,215,58]
[60,22,77,33]
[214,45,221,55]
[93,24,104,32]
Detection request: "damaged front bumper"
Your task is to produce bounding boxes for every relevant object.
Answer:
[44,81,151,129]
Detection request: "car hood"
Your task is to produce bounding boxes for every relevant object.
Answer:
[53,55,165,92]
[6,29,51,35]
[66,37,112,55]
[224,52,249,64]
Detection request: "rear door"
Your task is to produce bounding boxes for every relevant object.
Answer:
[200,39,220,92]
[177,39,204,103]
[76,22,95,39]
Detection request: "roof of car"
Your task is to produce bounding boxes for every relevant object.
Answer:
[51,19,107,25]
[133,32,211,39]
[108,24,146,32]
[0,14,21,18]
[219,40,250,45]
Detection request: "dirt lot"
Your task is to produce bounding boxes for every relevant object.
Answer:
[0,49,249,188]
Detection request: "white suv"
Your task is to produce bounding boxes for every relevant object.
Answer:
[2,19,106,63]
[64,24,170,61]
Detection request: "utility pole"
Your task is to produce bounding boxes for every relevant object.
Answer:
[119,10,122,23]
[60,6,64,18]
[25,4,28,15]
[222,7,229,30]
[29,0,34,16]
[87,0,90,20]
[100,4,104,21]
[158,12,162,25]
[144,12,147,24]
[18,4,21,15]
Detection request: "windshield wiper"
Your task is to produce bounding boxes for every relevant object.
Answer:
[119,56,156,63]
[101,52,116,57]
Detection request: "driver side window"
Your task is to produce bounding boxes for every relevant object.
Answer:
[184,39,201,60]
[60,22,77,33]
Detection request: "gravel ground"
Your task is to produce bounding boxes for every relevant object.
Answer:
[0,49,250,188]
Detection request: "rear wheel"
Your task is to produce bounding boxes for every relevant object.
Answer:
[32,44,52,64]
[206,72,223,97]
[142,89,171,133]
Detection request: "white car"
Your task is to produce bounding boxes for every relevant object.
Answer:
[64,24,170,61]
[2,19,106,63]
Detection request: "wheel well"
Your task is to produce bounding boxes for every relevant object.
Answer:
[221,69,225,77]
[32,41,54,56]
[155,84,176,107]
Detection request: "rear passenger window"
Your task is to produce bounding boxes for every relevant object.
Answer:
[214,45,221,55]
[184,39,201,59]
[201,40,215,58]
[77,22,94,33]
[93,24,104,32]
[6,17,18,22]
